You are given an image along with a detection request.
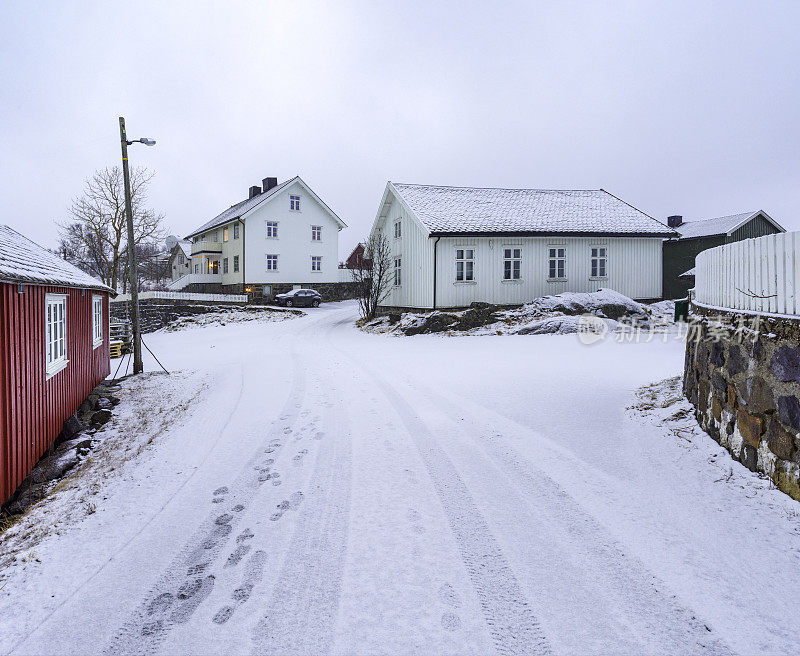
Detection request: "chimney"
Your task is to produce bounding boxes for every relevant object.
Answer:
[263,177,278,193]
[249,185,261,199]
[667,215,683,228]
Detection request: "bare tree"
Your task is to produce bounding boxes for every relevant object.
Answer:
[353,232,393,320]
[58,166,165,291]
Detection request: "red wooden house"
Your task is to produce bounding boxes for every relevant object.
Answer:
[0,225,113,503]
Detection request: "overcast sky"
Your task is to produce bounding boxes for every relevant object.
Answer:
[2,0,798,256]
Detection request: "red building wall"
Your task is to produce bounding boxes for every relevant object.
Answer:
[0,283,110,503]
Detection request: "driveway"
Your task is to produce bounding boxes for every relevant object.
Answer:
[3,301,799,655]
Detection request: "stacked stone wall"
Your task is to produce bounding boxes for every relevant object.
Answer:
[684,304,800,501]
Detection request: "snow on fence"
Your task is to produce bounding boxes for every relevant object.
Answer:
[694,231,800,317]
[112,291,247,303]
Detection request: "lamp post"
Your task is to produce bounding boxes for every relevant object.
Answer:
[118,116,156,375]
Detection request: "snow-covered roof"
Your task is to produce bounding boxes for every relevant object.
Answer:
[177,240,192,259]
[0,225,113,292]
[674,210,784,240]
[386,183,675,236]
[185,176,346,239]
[679,267,696,277]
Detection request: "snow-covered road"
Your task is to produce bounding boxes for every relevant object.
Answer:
[3,301,800,655]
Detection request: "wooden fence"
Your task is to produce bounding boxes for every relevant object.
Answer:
[112,291,247,304]
[694,231,800,317]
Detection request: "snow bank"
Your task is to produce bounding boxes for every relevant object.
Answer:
[529,288,646,320]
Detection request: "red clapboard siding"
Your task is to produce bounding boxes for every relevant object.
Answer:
[0,283,110,503]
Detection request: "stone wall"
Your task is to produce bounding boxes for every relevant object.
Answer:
[111,298,261,334]
[684,304,800,501]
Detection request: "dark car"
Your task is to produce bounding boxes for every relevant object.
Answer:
[275,288,322,307]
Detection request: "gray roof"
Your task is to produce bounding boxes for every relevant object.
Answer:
[679,267,696,277]
[185,175,346,239]
[389,184,674,236]
[674,210,783,240]
[0,224,113,292]
[186,178,295,239]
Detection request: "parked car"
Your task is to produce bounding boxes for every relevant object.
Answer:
[275,288,322,308]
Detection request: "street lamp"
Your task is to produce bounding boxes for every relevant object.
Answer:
[118,116,156,375]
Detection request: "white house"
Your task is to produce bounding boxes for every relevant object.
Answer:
[167,239,192,283]
[369,183,675,310]
[172,175,347,297]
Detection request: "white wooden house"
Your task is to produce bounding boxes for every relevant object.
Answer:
[167,240,192,283]
[171,176,347,297]
[369,183,675,310]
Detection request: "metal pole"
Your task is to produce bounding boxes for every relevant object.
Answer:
[119,116,143,374]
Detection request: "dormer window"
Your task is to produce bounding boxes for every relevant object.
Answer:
[290,195,301,211]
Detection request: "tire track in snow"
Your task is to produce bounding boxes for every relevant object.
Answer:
[328,335,551,656]
[250,389,352,656]
[406,380,737,656]
[104,353,309,656]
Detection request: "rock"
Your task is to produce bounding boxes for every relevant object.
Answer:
[770,346,800,382]
[777,395,800,431]
[711,397,722,421]
[698,379,710,414]
[4,483,47,515]
[737,407,763,448]
[107,395,121,406]
[726,344,747,377]
[403,312,459,336]
[710,341,725,367]
[60,414,86,441]
[767,420,795,461]
[711,371,727,400]
[388,314,401,325]
[75,439,93,457]
[454,308,497,331]
[95,397,113,410]
[745,376,774,414]
[726,383,737,409]
[740,443,759,472]
[469,302,496,311]
[78,398,94,418]
[777,466,800,502]
[91,409,112,426]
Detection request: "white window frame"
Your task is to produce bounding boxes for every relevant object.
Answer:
[92,294,103,348]
[223,257,229,274]
[590,246,608,279]
[290,195,301,211]
[548,246,567,281]
[311,225,322,241]
[212,230,219,243]
[502,247,522,281]
[234,223,240,239]
[266,221,279,239]
[455,248,475,282]
[45,294,68,378]
[394,220,402,239]
[194,263,199,274]
[394,257,402,286]
[311,255,322,272]
[178,253,184,266]
[223,227,229,242]
[266,254,279,271]
[233,255,239,273]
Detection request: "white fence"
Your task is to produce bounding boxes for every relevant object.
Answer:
[112,291,247,303]
[166,273,220,290]
[694,231,800,317]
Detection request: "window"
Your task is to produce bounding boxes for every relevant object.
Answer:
[311,256,322,272]
[548,247,566,280]
[455,249,474,282]
[223,228,229,242]
[233,255,239,273]
[178,254,184,265]
[212,231,218,243]
[266,221,278,238]
[193,236,199,243]
[394,221,402,238]
[45,295,67,376]
[503,248,522,280]
[234,223,240,239]
[201,234,206,242]
[223,257,229,274]
[290,195,301,211]
[194,264,199,274]
[92,295,103,347]
[262,285,272,296]
[590,247,607,278]
[394,257,402,286]
[266,254,278,271]
[311,225,322,241]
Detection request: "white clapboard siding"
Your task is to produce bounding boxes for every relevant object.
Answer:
[694,231,800,317]
[112,291,247,303]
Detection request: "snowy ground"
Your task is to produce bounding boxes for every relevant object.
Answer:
[2,300,799,655]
